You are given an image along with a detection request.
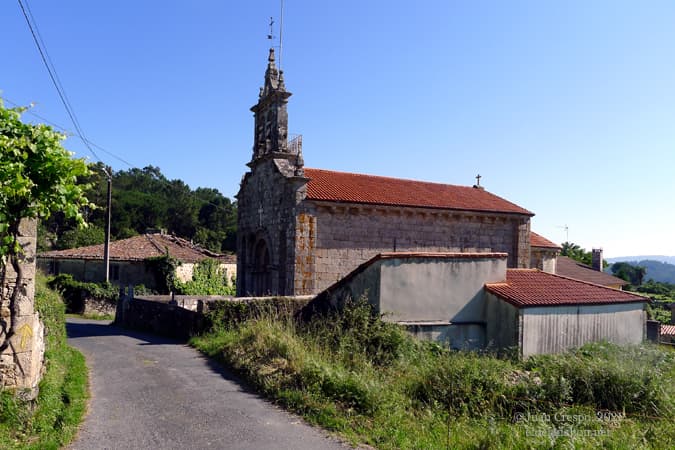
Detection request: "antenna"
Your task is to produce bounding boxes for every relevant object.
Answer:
[278,0,285,69]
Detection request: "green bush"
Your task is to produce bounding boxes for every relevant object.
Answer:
[47,273,118,313]
[175,259,235,296]
[191,298,675,449]
[525,342,675,417]
[302,298,411,368]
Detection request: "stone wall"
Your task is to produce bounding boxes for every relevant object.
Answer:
[237,158,303,296]
[530,247,558,274]
[296,202,530,295]
[0,219,44,397]
[116,292,313,340]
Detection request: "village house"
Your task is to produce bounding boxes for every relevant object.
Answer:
[529,232,628,289]
[38,232,236,291]
[236,48,648,355]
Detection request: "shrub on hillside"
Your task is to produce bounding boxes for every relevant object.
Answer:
[301,298,411,367]
[524,342,675,417]
[47,273,118,312]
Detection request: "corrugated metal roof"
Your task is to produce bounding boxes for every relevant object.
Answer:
[486,269,647,308]
[304,168,533,215]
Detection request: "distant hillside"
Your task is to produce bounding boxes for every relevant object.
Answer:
[607,255,675,265]
[607,259,675,284]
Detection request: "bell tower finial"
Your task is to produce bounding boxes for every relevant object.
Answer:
[250,48,292,163]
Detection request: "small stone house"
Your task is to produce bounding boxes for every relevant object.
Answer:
[38,233,236,290]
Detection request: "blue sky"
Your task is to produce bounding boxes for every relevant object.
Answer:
[3,1,674,257]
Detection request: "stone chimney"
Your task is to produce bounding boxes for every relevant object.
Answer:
[591,248,603,272]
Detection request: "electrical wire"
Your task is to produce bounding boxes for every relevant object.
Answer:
[12,0,236,217]
[17,0,107,175]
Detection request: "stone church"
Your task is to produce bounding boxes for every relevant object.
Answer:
[237,49,534,297]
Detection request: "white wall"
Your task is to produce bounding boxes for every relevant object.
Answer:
[379,256,507,323]
[520,302,645,356]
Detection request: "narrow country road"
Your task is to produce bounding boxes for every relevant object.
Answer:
[66,318,350,450]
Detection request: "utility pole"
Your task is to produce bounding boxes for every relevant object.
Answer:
[103,166,112,282]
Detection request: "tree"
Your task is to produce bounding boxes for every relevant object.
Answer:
[56,224,105,249]
[0,100,91,353]
[611,262,647,286]
[560,242,592,266]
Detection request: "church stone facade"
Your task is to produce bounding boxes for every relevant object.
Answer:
[237,49,534,297]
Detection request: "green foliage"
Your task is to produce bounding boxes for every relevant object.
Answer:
[0,272,88,448]
[55,224,105,250]
[145,255,181,294]
[626,260,675,284]
[611,261,647,286]
[523,342,674,416]
[175,259,235,296]
[1,99,92,355]
[191,301,675,449]
[40,164,238,253]
[302,298,410,367]
[561,241,601,267]
[0,100,92,258]
[638,279,675,297]
[47,273,118,313]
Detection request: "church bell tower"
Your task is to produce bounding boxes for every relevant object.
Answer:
[249,48,303,170]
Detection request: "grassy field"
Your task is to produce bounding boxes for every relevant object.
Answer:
[191,299,675,449]
[0,273,88,449]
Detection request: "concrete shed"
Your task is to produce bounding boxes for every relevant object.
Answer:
[485,270,647,356]
[317,252,508,350]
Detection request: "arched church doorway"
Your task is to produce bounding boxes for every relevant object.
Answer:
[252,239,271,296]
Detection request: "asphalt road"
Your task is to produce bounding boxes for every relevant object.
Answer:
[66,318,350,450]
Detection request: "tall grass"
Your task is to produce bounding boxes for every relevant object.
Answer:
[191,298,675,449]
[0,272,88,449]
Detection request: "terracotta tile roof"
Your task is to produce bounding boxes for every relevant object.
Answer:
[661,324,675,336]
[486,269,646,308]
[530,231,561,249]
[555,256,627,287]
[303,168,533,215]
[39,233,236,264]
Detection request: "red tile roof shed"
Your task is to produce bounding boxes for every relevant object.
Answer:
[39,233,235,264]
[486,269,646,308]
[304,168,533,216]
[530,231,561,249]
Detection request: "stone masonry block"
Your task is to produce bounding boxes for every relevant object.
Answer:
[18,218,37,237]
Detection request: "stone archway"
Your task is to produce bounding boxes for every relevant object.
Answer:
[252,238,271,296]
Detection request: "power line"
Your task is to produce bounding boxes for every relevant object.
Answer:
[3,98,136,168]
[3,97,234,214]
[17,0,107,173]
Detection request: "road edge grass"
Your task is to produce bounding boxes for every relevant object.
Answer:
[0,271,89,449]
[190,299,675,449]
